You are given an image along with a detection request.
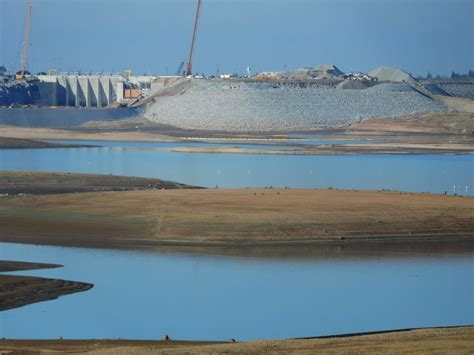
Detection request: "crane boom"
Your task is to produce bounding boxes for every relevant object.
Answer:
[185,0,202,76]
[20,3,32,79]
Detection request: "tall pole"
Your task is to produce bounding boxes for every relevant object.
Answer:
[21,3,32,78]
[185,0,202,77]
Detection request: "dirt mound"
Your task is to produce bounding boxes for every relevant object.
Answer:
[369,66,416,83]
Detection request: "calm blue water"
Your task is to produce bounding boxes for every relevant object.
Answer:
[46,139,299,151]
[0,242,472,341]
[0,140,472,194]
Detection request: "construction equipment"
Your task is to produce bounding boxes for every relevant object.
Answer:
[255,74,276,80]
[175,61,185,76]
[16,3,32,81]
[184,0,202,76]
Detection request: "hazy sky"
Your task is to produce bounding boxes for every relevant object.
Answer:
[1,0,472,76]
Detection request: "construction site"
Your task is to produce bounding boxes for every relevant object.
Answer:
[0,1,473,132]
[1,2,473,352]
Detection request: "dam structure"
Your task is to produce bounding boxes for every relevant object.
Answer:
[0,74,152,128]
[36,75,123,107]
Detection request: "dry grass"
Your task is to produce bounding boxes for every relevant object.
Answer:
[0,189,472,249]
[1,327,472,354]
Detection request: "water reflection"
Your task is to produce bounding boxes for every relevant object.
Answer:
[144,240,474,261]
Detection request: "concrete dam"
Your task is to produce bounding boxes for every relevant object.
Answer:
[36,75,124,107]
[0,75,142,128]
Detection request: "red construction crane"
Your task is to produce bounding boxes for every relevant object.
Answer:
[17,3,32,80]
[184,0,202,77]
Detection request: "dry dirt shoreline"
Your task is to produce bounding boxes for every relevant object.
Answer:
[0,124,179,143]
[0,174,472,249]
[0,171,200,195]
[0,136,93,149]
[1,326,472,354]
[0,274,93,311]
[172,143,474,155]
[0,260,61,272]
[0,260,93,311]
[0,111,473,155]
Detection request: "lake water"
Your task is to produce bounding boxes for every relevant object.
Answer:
[1,140,473,340]
[0,140,472,194]
[0,242,472,341]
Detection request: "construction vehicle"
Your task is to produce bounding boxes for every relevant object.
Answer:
[184,0,202,76]
[255,73,276,80]
[16,3,32,81]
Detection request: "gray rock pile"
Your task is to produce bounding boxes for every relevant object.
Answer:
[437,83,474,100]
[279,64,344,79]
[369,67,416,83]
[144,79,446,132]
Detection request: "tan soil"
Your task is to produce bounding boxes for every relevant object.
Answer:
[1,326,472,354]
[434,95,474,113]
[0,124,177,142]
[0,136,88,149]
[0,188,472,249]
[172,143,474,155]
[347,111,474,135]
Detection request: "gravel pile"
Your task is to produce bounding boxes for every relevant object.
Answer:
[369,66,416,83]
[420,84,451,96]
[145,80,446,132]
[436,83,474,100]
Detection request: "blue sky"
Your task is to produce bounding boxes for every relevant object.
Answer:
[1,0,472,76]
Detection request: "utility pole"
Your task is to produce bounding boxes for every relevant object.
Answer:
[18,3,32,80]
[185,0,202,77]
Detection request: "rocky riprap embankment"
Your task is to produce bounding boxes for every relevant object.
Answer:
[145,79,446,132]
[437,83,474,100]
